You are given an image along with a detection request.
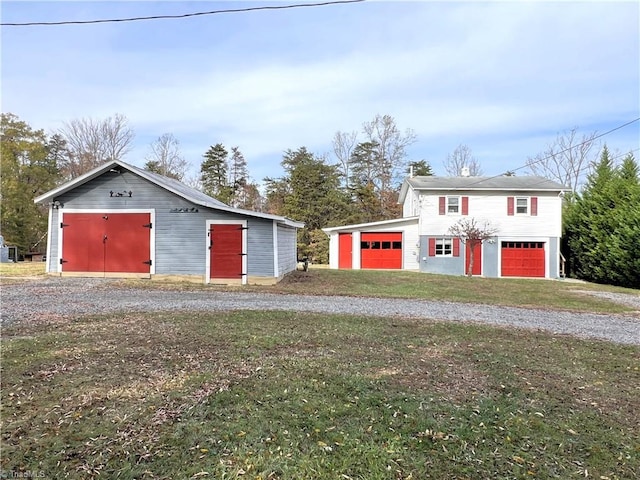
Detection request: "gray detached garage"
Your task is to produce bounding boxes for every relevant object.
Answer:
[34,160,303,284]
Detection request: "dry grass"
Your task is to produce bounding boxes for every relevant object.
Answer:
[0,261,46,278]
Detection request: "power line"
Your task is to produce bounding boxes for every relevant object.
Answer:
[460,117,640,189]
[1,0,366,27]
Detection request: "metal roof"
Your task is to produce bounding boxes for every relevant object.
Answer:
[34,160,304,228]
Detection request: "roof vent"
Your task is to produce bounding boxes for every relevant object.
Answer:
[460,166,470,177]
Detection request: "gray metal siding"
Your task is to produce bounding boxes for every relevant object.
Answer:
[53,171,279,277]
[247,219,275,277]
[419,236,464,275]
[277,225,297,275]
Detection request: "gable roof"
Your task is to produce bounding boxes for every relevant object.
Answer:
[398,175,569,203]
[34,160,304,228]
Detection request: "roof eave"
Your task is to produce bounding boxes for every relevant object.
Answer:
[322,216,419,233]
[34,160,125,204]
[411,186,566,192]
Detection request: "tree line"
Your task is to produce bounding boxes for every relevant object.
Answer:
[1,111,637,288]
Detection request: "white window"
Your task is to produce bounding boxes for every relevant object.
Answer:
[435,238,452,256]
[516,197,528,215]
[447,196,460,214]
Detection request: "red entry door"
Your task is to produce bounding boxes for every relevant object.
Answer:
[210,224,243,279]
[465,242,482,276]
[338,233,353,269]
[62,213,151,274]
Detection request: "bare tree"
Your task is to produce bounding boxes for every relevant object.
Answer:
[362,114,416,211]
[526,128,599,192]
[144,133,188,180]
[449,217,498,277]
[332,130,358,189]
[59,113,134,179]
[443,144,483,176]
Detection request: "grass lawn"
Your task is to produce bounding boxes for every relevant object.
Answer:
[120,269,638,314]
[2,311,638,479]
[0,261,46,278]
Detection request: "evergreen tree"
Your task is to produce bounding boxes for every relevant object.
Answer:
[564,147,640,287]
[200,144,232,204]
[407,160,434,177]
[228,146,249,208]
[266,147,352,262]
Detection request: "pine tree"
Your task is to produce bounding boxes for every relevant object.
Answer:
[200,144,232,204]
[266,147,352,262]
[228,147,249,208]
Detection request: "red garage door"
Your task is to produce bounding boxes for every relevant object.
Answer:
[338,233,353,269]
[210,224,243,279]
[501,242,545,277]
[61,213,151,274]
[360,232,402,269]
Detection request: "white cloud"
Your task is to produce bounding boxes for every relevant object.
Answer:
[2,1,638,180]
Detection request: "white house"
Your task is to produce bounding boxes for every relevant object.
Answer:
[323,175,568,278]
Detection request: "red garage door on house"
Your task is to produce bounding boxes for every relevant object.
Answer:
[61,213,151,274]
[209,224,244,279]
[338,233,353,269]
[501,241,545,277]
[360,232,402,269]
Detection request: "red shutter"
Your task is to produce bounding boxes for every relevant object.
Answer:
[453,238,460,257]
[531,197,538,216]
[428,238,436,256]
[438,197,446,215]
[507,196,514,216]
[462,196,469,215]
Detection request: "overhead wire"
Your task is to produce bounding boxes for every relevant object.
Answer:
[1,0,366,27]
[455,117,640,189]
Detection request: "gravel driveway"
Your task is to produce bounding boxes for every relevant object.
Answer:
[2,277,639,345]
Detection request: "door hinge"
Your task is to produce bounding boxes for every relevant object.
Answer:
[59,258,68,264]
[238,253,247,256]
[60,222,69,228]
[238,226,249,230]
[143,260,152,265]
[143,223,152,228]
[239,273,247,276]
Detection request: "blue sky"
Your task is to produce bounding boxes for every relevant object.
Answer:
[2,0,639,185]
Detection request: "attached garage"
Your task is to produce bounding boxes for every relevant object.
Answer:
[35,160,303,284]
[360,232,403,269]
[501,241,545,277]
[324,217,420,271]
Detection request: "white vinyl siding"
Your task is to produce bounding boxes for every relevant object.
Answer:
[418,192,562,237]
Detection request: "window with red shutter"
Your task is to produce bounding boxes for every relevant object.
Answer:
[439,197,446,215]
[531,197,538,216]
[428,238,436,256]
[462,196,469,215]
[507,196,514,216]
[453,238,460,257]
